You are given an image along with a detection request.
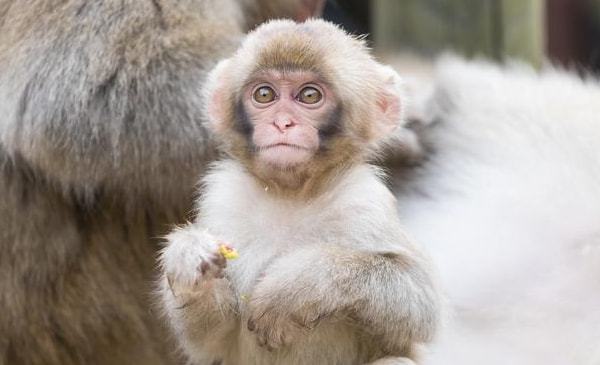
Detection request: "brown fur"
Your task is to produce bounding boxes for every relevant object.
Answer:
[256,37,324,72]
[0,1,321,364]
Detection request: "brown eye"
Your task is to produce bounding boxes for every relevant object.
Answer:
[253,86,276,103]
[297,86,322,104]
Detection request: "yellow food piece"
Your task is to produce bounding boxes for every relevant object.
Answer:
[218,244,239,260]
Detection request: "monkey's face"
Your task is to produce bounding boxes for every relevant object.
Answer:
[204,19,405,192]
[240,70,337,169]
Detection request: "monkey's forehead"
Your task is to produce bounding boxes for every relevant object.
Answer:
[239,19,368,75]
[255,37,322,73]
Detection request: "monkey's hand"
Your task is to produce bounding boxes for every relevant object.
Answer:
[160,227,229,300]
[246,248,340,351]
[159,226,237,351]
[246,288,326,351]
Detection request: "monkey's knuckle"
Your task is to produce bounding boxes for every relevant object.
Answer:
[162,256,217,297]
[252,313,301,350]
[256,329,283,350]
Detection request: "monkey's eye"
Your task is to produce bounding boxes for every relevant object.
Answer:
[253,86,276,103]
[297,86,322,104]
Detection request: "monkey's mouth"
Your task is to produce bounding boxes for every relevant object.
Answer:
[260,143,309,151]
[257,143,314,166]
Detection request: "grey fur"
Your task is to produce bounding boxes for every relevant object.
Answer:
[0,1,311,364]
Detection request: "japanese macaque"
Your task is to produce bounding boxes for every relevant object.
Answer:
[159,19,440,365]
[0,1,323,364]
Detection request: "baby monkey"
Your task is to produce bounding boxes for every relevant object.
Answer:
[159,19,440,365]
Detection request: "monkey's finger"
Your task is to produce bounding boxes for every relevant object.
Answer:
[174,297,199,310]
[267,329,286,350]
[290,313,306,327]
[277,330,289,347]
[308,311,332,326]
[210,254,227,267]
[198,261,210,276]
[247,318,256,331]
[257,332,268,348]
[196,260,226,281]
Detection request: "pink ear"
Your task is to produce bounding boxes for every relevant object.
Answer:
[207,89,227,133]
[205,60,232,134]
[374,67,403,138]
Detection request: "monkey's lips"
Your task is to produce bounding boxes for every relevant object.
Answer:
[258,143,314,167]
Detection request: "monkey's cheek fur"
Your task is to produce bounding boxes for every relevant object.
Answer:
[258,145,314,167]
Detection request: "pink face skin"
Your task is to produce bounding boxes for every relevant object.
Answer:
[243,70,336,169]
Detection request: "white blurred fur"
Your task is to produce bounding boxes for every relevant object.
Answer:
[396,56,600,365]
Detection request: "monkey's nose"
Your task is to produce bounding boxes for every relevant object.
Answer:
[273,118,296,132]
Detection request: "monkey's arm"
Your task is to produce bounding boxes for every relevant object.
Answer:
[158,226,238,355]
[247,238,440,354]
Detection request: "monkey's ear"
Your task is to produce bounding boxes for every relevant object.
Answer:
[204,59,232,134]
[373,66,404,139]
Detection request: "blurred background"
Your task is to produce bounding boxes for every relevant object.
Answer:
[323,0,600,72]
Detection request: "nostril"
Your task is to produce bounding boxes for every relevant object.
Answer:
[273,119,295,131]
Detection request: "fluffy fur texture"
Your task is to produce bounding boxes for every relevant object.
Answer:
[0,0,243,201]
[395,57,600,365]
[0,1,319,364]
[159,19,440,365]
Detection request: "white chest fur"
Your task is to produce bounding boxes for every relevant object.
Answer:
[198,160,399,296]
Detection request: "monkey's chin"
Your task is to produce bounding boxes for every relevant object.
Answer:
[258,144,314,169]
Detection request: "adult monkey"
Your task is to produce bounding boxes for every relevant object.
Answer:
[0,1,324,364]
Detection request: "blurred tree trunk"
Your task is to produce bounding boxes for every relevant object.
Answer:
[372,0,545,67]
